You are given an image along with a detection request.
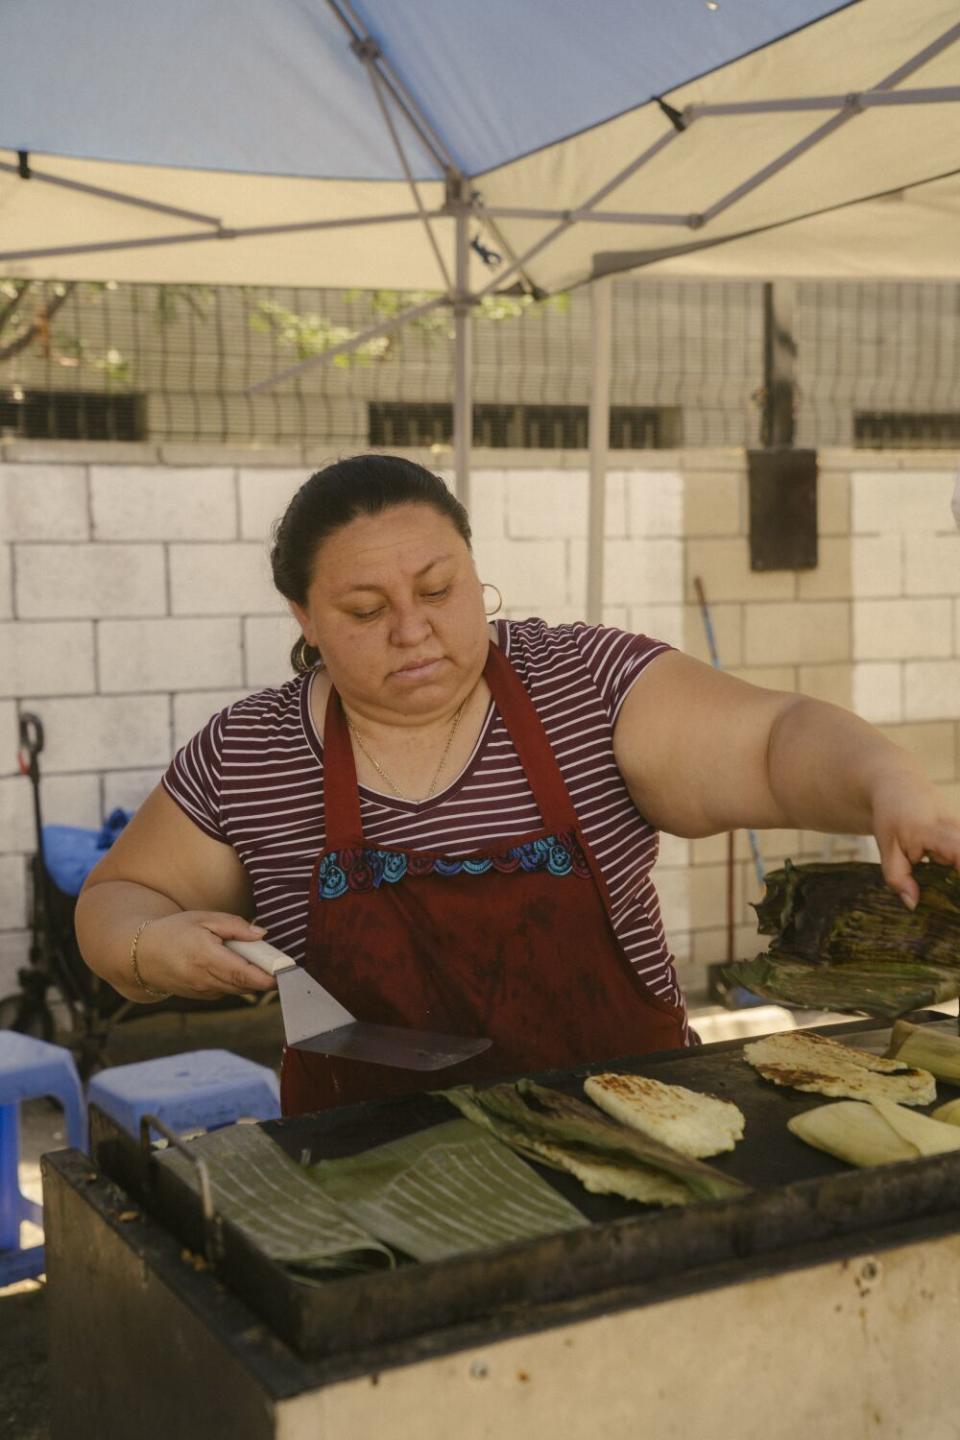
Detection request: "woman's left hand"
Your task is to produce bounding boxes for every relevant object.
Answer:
[871,769,960,907]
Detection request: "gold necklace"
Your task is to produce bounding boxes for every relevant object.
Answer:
[348,702,465,802]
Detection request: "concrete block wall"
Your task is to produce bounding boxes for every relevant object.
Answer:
[0,451,298,994]
[1,443,958,1006]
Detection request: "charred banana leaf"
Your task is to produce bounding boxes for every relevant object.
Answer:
[725,956,959,1020]
[753,860,960,967]
[444,1079,750,1206]
[723,860,960,1019]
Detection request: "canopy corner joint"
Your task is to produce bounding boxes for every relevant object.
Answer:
[655,97,688,133]
[350,35,382,62]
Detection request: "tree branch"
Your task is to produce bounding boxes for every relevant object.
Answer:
[0,282,77,364]
[0,281,32,336]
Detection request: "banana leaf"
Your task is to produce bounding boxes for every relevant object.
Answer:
[309,1118,587,1262]
[723,860,960,1019]
[159,1121,394,1275]
[753,860,960,966]
[724,955,960,1021]
[444,1080,750,1206]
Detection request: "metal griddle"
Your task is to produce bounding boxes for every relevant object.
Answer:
[87,1011,960,1363]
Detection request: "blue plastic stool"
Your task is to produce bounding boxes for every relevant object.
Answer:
[0,1030,87,1287]
[87,1049,280,1140]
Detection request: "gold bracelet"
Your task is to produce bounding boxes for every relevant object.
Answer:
[130,920,171,1000]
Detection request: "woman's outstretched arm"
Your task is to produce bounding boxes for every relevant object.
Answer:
[614,650,960,907]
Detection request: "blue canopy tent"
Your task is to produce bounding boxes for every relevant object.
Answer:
[2,0,959,610]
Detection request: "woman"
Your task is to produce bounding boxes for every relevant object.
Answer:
[76,455,960,1114]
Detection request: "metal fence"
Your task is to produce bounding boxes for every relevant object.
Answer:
[1,276,958,449]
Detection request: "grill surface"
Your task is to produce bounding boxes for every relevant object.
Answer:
[88,1012,960,1359]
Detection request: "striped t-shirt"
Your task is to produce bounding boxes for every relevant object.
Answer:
[162,618,684,1012]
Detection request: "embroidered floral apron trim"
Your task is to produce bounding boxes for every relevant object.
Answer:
[317,833,590,900]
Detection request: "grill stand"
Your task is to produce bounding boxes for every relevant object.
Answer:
[44,1145,960,1440]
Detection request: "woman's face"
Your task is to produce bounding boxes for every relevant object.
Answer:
[291,503,489,724]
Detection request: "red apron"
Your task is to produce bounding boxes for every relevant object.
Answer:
[281,643,686,1115]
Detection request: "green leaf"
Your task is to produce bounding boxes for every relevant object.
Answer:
[309,1118,586,1262]
[251,299,389,366]
[160,1122,393,1274]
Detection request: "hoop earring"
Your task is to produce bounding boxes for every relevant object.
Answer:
[294,636,323,673]
[482,583,503,618]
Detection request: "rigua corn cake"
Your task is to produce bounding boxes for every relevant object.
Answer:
[886,1019,960,1084]
[743,1029,935,1106]
[788,1097,960,1167]
[583,1073,745,1158]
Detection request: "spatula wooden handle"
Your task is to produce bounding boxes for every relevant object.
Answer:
[225,938,296,976]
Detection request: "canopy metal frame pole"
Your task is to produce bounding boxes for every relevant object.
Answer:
[453,199,473,510]
[482,207,693,225]
[0,157,224,228]
[247,2,476,506]
[351,31,473,501]
[270,0,474,498]
[690,83,960,116]
[699,21,960,226]
[472,22,960,299]
[588,164,960,278]
[472,128,683,302]
[363,63,453,296]
[325,0,460,181]
[586,275,612,626]
[0,206,445,266]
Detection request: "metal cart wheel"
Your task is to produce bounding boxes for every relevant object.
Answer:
[0,984,55,1042]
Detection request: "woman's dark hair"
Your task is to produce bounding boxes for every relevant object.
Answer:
[271,454,472,672]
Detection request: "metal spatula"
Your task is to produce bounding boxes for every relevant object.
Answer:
[226,939,492,1071]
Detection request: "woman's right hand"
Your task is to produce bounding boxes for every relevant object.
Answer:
[131,911,280,1000]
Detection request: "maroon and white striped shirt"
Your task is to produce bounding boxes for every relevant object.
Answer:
[163,618,684,1012]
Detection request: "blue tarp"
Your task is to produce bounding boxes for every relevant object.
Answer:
[1,0,854,179]
[42,808,133,897]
